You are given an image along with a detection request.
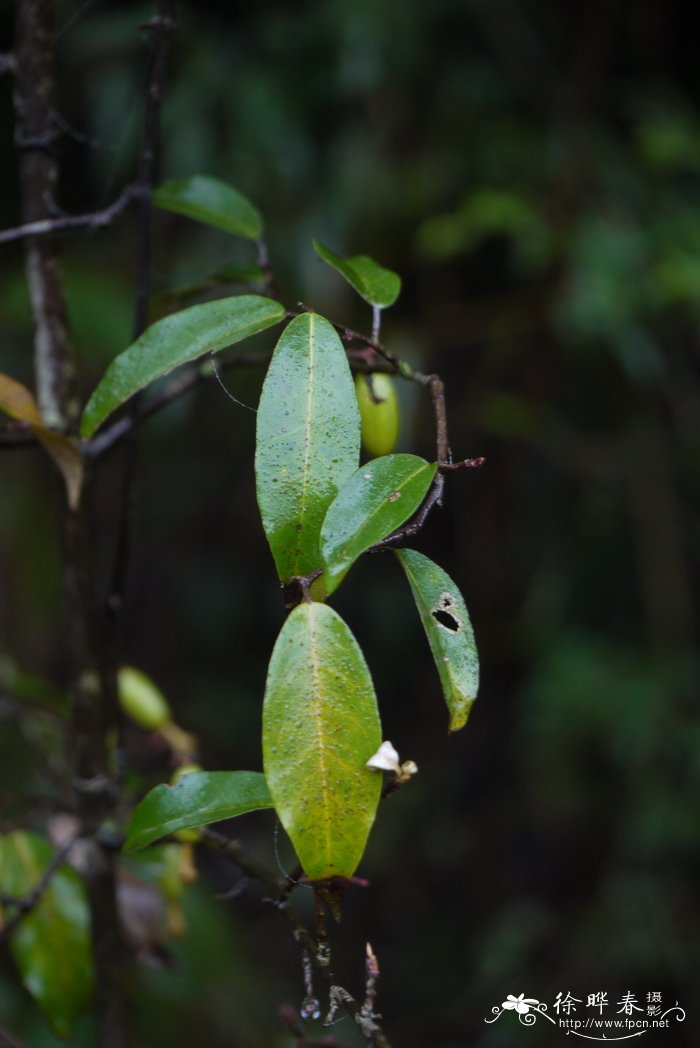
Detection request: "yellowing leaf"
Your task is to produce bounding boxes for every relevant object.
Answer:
[0,372,83,509]
[263,602,382,880]
[0,371,42,424]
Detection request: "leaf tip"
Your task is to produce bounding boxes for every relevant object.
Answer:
[448,701,474,733]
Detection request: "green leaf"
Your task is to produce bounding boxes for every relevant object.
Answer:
[153,175,263,239]
[313,240,401,308]
[320,454,437,593]
[395,549,479,732]
[123,771,274,853]
[263,602,382,880]
[0,831,93,1037]
[255,312,360,583]
[81,295,285,437]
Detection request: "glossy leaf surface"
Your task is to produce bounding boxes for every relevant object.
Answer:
[0,831,93,1037]
[263,602,382,880]
[124,771,274,852]
[313,239,401,308]
[81,295,284,437]
[153,175,263,239]
[320,454,436,593]
[255,312,360,583]
[396,549,479,731]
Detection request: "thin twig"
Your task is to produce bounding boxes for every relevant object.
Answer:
[0,186,135,245]
[200,829,393,1048]
[0,1026,32,1048]
[0,833,78,942]
[86,350,271,459]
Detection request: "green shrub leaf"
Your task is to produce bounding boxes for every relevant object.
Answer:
[124,771,274,853]
[81,295,285,437]
[313,240,401,308]
[395,549,479,731]
[255,312,360,583]
[263,602,382,880]
[320,454,436,593]
[153,175,263,239]
[0,831,93,1038]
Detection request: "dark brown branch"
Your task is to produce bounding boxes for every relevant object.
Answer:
[13,4,127,1045]
[200,829,392,1048]
[107,0,175,625]
[0,186,135,245]
[367,474,445,554]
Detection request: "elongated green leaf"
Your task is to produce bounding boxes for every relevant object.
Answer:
[313,239,401,308]
[395,549,479,732]
[320,454,437,593]
[0,831,93,1037]
[255,312,360,583]
[124,771,274,853]
[263,602,382,880]
[81,295,284,437]
[153,175,263,239]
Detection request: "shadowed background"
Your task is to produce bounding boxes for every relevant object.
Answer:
[0,1,698,1045]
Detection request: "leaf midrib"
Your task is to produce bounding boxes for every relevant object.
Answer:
[308,605,332,863]
[293,315,317,576]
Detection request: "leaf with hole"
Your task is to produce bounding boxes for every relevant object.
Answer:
[320,454,436,594]
[123,771,274,853]
[263,602,382,880]
[313,240,401,308]
[255,312,360,585]
[395,549,479,732]
[0,831,93,1038]
[81,295,285,437]
[153,175,263,239]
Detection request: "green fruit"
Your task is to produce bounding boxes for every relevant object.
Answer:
[118,666,171,731]
[354,372,400,457]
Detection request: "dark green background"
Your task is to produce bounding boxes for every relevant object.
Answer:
[1,1,698,1045]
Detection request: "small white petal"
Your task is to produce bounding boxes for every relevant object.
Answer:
[366,740,400,772]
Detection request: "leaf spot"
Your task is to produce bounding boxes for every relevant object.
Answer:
[387,490,401,502]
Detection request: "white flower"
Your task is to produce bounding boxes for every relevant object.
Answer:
[366,741,401,772]
[366,741,418,782]
[502,994,539,1015]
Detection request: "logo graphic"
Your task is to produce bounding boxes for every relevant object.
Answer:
[485,991,686,1041]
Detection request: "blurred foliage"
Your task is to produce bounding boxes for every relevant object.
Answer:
[1,0,698,1046]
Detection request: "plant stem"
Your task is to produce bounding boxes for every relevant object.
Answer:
[13,2,127,1045]
[13,0,76,432]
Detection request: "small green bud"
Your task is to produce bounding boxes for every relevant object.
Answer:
[118,666,171,731]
